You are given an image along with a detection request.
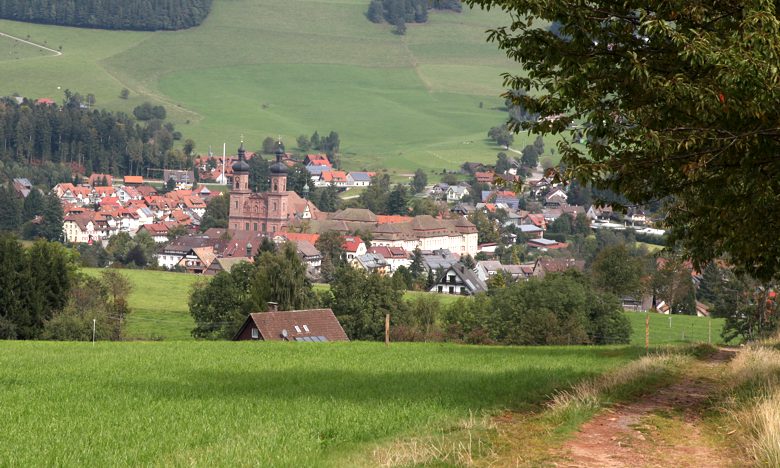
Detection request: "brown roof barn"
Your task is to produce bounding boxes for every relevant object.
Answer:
[234,309,349,342]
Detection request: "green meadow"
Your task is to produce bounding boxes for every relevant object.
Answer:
[0,0,558,172]
[0,341,646,465]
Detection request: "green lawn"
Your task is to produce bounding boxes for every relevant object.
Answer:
[0,341,647,465]
[0,33,56,61]
[83,268,200,340]
[0,0,533,172]
[624,311,725,346]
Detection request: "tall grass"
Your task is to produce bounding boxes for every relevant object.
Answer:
[548,349,692,414]
[725,345,780,466]
[0,341,646,466]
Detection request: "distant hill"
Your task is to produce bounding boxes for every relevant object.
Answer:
[0,0,212,31]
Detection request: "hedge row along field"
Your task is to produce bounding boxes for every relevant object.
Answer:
[82,268,726,345]
[0,0,212,31]
[0,341,646,465]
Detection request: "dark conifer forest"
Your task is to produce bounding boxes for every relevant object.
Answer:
[0,97,190,178]
[0,0,212,31]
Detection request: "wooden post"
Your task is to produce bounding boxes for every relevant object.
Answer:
[385,314,390,346]
[645,313,650,352]
[709,317,712,344]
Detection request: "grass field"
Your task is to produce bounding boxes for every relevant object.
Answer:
[625,311,725,346]
[0,0,557,172]
[0,341,647,465]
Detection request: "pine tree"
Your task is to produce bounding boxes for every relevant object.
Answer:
[39,193,63,242]
[0,185,22,232]
[22,189,44,222]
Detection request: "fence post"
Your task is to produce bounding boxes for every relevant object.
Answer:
[385,314,390,346]
[645,313,650,352]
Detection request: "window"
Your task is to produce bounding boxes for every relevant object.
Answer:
[294,325,301,333]
[303,325,309,332]
[251,328,259,339]
[234,201,238,209]
[438,286,443,292]
[253,223,258,231]
[449,286,454,294]
[245,223,249,230]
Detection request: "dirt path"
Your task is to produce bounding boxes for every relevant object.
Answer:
[0,31,62,56]
[557,349,738,467]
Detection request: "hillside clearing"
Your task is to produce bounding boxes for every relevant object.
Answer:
[0,0,554,172]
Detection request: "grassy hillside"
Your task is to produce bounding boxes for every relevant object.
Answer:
[0,0,556,172]
[0,341,646,465]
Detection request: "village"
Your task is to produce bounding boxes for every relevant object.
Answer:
[11,140,679,308]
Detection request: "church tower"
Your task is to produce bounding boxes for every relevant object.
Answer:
[266,142,289,233]
[228,140,251,231]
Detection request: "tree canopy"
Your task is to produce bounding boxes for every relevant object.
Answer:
[0,0,212,31]
[466,0,780,280]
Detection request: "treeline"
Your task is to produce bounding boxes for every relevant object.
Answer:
[367,0,461,33]
[0,0,212,31]
[0,96,192,177]
[0,236,132,340]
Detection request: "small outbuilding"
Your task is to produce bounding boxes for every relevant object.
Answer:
[233,309,349,342]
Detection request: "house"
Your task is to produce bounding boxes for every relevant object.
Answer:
[163,169,195,186]
[481,190,520,210]
[475,260,534,282]
[343,236,367,260]
[527,237,567,250]
[422,249,460,273]
[450,202,476,216]
[233,309,349,341]
[474,171,495,185]
[12,178,32,198]
[518,224,544,238]
[204,257,251,276]
[176,247,217,274]
[320,171,348,188]
[429,263,487,295]
[124,175,144,186]
[63,214,97,243]
[586,205,614,221]
[544,188,568,207]
[533,257,585,278]
[139,222,179,243]
[304,154,332,167]
[347,172,373,187]
[156,235,218,269]
[367,246,410,272]
[521,213,547,230]
[447,186,468,202]
[351,253,390,275]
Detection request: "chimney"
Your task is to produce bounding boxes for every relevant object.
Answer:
[268,302,278,312]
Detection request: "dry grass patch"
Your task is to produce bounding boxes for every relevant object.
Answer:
[725,345,780,466]
[371,413,496,467]
[548,351,692,414]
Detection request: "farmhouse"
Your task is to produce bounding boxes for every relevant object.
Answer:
[234,309,349,342]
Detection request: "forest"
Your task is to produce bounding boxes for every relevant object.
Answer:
[0,96,194,180]
[0,0,211,31]
[366,0,461,33]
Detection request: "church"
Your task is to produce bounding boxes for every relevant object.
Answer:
[228,141,320,233]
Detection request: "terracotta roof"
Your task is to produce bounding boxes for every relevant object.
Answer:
[235,309,349,341]
[343,236,364,253]
[124,176,144,184]
[376,215,412,224]
[278,232,320,245]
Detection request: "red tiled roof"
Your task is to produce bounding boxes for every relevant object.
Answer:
[343,236,364,253]
[376,215,412,224]
[279,232,320,245]
[124,176,144,184]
